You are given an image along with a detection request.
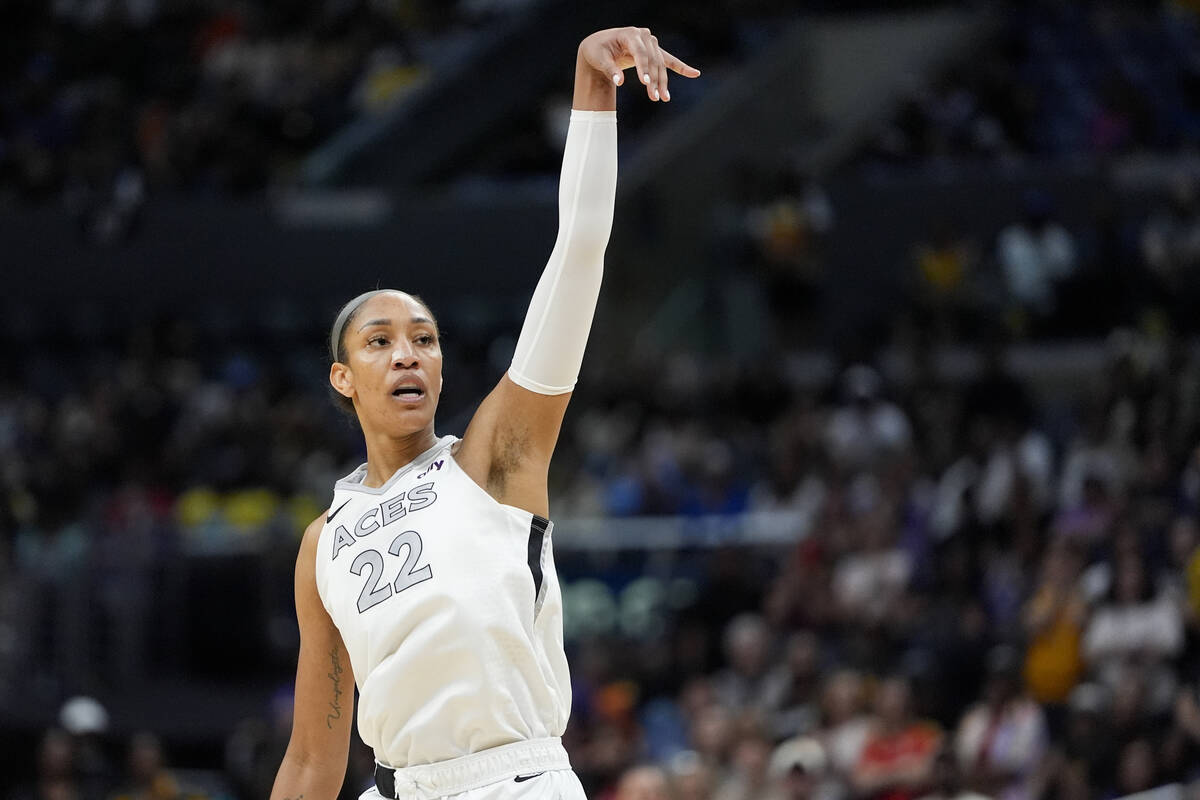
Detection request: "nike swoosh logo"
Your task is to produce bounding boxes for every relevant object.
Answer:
[513,773,544,783]
[327,500,351,523]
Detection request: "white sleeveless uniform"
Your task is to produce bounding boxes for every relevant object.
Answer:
[314,435,581,799]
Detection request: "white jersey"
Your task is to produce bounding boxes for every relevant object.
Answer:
[314,435,571,770]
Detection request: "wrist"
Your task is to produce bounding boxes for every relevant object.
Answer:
[573,48,616,111]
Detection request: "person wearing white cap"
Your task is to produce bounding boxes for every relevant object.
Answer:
[765,736,842,800]
[58,695,109,736]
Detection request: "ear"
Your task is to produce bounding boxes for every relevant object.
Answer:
[330,362,355,400]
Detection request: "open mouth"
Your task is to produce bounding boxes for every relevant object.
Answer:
[392,386,425,401]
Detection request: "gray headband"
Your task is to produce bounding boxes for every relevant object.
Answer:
[329,289,394,361]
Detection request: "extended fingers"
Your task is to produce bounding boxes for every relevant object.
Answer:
[649,33,668,101]
[612,27,701,102]
[662,48,701,79]
[629,27,665,102]
[622,28,655,100]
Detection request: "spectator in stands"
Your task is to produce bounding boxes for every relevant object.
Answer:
[108,732,199,800]
[668,751,717,800]
[1161,683,1200,785]
[743,168,833,340]
[953,645,1047,800]
[712,613,784,715]
[904,535,989,726]
[748,404,827,521]
[223,689,293,800]
[1083,551,1183,713]
[996,191,1077,329]
[817,670,873,778]
[613,764,671,800]
[575,675,646,798]
[912,219,978,339]
[688,703,736,781]
[764,736,841,800]
[832,503,914,634]
[850,675,943,800]
[1022,538,1087,708]
[714,730,773,800]
[975,414,1054,530]
[1112,738,1166,800]
[1141,178,1200,317]
[1157,514,1200,676]
[1054,437,1121,547]
[743,169,829,272]
[825,366,913,472]
[768,630,825,740]
[914,747,987,800]
[59,697,114,800]
[1108,666,1156,755]
[1034,682,1111,800]
[930,407,1054,539]
[10,728,81,800]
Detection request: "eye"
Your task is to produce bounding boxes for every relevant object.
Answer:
[368,335,389,347]
[416,333,435,346]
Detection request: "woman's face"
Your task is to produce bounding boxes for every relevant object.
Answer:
[1115,556,1145,604]
[875,678,911,726]
[330,292,443,439]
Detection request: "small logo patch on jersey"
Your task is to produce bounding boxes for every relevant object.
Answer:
[327,499,351,523]
[417,459,444,480]
[513,773,545,783]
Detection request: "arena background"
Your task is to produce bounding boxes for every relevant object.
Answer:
[4,0,1200,798]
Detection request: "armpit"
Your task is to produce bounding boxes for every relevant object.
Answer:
[487,423,532,495]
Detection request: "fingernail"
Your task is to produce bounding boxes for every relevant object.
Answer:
[663,89,671,101]
[653,88,660,101]
[613,73,622,85]
[643,73,650,84]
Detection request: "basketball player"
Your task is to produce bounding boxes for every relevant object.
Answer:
[269,27,699,800]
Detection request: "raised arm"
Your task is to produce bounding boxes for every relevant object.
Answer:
[457,27,699,516]
[270,515,355,800]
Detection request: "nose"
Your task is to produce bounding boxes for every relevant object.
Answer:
[391,343,418,369]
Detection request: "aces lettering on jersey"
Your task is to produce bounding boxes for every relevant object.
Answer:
[331,481,438,560]
[331,480,439,613]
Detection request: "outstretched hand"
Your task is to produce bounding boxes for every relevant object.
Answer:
[578,27,701,103]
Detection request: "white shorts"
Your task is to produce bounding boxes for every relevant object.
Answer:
[360,738,586,800]
[359,769,585,800]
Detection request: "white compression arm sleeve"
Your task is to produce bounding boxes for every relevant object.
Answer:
[507,109,617,395]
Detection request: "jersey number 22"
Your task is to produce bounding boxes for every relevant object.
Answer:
[349,530,433,613]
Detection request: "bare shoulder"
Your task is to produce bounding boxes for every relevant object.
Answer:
[294,512,332,621]
[304,512,327,540]
[297,512,328,568]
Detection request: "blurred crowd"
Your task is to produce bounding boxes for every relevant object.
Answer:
[6,301,1200,799]
[9,2,1200,800]
[13,698,221,800]
[0,0,532,214]
[553,332,1200,800]
[725,152,1200,352]
[858,1,1200,166]
[0,0,799,215]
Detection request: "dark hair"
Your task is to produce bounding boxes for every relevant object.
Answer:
[328,290,438,418]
